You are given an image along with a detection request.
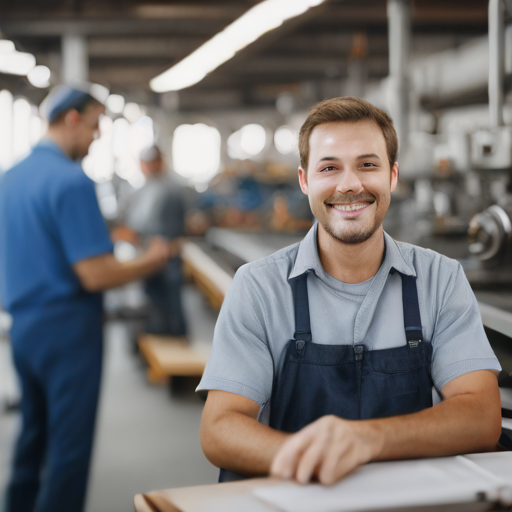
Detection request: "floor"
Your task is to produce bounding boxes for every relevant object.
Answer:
[0,285,219,512]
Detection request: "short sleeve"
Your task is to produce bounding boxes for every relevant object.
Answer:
[431,262,501,392]
[197,265,274,407]
[55,173,113,265]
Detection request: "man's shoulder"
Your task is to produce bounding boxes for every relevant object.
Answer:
[235,242,301,286]
[392,238,461,276]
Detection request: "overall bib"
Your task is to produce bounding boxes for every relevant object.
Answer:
[219,269,434,482]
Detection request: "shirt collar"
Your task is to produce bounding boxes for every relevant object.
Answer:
[35,139,71,161]
[289,222,416,281]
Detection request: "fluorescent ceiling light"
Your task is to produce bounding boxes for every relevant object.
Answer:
[150,0,326,92]
[0,40,15,54]
[27,65,51,88]
[0,39,36,76]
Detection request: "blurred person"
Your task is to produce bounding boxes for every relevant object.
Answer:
[0,84,171,512]
[198,97,503,485]
[122,145,187,337]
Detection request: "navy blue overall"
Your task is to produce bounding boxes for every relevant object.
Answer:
[219,269,433,482]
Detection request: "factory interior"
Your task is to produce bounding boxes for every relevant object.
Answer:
[1,0,512,511]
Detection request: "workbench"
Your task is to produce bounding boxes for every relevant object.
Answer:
[134,452,512,512]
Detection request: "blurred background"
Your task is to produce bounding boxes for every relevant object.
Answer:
[1,0,512,510]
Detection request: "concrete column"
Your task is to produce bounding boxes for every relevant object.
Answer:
[488,0,505,128]
[387,0,410,152]
[62,34,88,83]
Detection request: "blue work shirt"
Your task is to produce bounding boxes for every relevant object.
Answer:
[0,140,113,316]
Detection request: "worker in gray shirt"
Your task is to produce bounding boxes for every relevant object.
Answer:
[198,97,503,485]
[124,145,186,336]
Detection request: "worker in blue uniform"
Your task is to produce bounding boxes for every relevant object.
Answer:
[0,84,172,512]
[198,97,504,485]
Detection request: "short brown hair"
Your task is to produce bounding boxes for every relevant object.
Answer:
[298,96,398,170]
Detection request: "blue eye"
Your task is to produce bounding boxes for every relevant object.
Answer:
[320,166,336,172]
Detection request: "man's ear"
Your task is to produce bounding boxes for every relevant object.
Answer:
[298,166,309,195]
[63,109,81,127]
[390,162,399,192]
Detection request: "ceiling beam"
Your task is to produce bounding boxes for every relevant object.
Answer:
[0,18,227,37]
[88,36,205,58]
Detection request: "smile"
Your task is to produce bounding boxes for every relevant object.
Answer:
[331,203,370,212]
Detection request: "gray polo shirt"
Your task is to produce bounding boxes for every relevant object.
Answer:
[198,223,501,424]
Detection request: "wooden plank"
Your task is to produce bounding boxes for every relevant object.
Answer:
[139,335,210,383]
[181,241,234,310]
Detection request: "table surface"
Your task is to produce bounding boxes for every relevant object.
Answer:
[134,453,512,512]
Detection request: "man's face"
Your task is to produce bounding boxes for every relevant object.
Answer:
[140,157,164,177]
[299,120,398,245]
[74,103,105,160]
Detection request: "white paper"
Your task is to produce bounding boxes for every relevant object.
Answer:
[253,456,506,512]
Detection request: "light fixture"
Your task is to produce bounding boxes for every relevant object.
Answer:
[172,123,221,182]
[105,94,125,114]
[27,65,51,88]
[0,47,36,76]
[0,40,15,54]
[150,0,326,92]
[274,125,297,155]
[228,124,267,159]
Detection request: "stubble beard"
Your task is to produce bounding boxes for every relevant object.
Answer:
[321,215,379,245]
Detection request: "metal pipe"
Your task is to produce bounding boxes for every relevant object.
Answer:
[387,0,411,150]
[62,34,88,84]
[489,0,505,128]
[388,0,410,79]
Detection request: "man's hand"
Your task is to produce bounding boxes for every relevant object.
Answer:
[142,237,172,269]
[271,415,382,485]
[74,236,172,292]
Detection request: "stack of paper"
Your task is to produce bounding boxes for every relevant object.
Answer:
[254,453,512,512]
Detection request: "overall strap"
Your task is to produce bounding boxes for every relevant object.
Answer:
[399,273,423,348]
[290,272,312,342]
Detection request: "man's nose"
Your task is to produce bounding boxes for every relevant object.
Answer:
[335,167,364,195]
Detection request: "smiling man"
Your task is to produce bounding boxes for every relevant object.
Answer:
[198,97,503,485]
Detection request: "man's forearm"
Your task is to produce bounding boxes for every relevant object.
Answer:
[74,253,164,292]
[200,410,288,476]
[367,391,502,461]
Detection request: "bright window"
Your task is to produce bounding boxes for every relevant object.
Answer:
[172,123,221,183]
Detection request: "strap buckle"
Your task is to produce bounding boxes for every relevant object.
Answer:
[408,339,421,348]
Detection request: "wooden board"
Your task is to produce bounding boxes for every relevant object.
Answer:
[181,241,233,310]
[138,334,210,383]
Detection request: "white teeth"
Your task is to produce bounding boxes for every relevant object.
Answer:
[332,203,369,212]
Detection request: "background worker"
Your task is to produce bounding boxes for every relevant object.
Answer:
[120,145,187,337]
[0,84,172,512]
[198,97,503,485]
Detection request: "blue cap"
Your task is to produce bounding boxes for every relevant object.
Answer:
[41,84,98,123]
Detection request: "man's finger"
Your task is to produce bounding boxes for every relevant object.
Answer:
[270,424,317,479]
[295,432,330,484]
[317,437,353,485]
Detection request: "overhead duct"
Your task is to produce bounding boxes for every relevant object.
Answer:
[410,22,511,105]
